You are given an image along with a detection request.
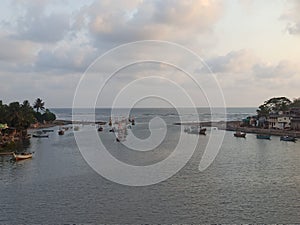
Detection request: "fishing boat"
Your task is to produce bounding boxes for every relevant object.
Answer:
[32,131,49,138]
[115,119,127,142]
[58,130,64,135]
[199,128,206,135]
[280,136,296,142]
[256,134,271,140]
[185,126,206,135]
[32,134,49,138]
[234,131,246,138]
[42,129,54,133]
[13,152,33,161]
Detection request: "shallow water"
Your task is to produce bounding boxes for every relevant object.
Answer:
[0,122,299,223]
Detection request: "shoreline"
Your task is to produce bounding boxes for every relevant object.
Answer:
[174,121,300,138]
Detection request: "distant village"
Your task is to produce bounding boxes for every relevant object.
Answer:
[241,97,300,131]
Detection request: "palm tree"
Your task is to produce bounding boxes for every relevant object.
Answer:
[33,98,45,112]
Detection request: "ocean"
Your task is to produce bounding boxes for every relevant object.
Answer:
[0,107,300,223]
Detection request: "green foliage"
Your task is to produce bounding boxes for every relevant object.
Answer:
[33,98,45,112]
[257,97,292,117]
[42,109,56,122]
[0,99,56,130]
[290,98,300,108]
[257,96,300,117]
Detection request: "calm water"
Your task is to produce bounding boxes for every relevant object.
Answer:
[0,108,300,223]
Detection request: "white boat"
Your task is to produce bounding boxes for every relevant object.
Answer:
[13,152,33,161]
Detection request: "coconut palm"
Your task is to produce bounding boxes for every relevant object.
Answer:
[33,98,45,112]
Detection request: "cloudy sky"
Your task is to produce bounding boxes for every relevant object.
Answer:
[0,0,299,108]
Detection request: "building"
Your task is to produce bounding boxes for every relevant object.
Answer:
[268,111,291,129]
[290,108,300,130]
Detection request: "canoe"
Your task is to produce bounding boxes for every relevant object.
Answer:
[199,128,206,135]
[13,152,33,161]
[234,132,246,138]
[42,129,54,133]
[256,134,271,140]
[280,136,296,142]
[32,134,49,138]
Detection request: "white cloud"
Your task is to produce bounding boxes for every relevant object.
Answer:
[76,0,223,46]
[281,0,300,35]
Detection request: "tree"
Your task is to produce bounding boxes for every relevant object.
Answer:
[290,98,300,108]
[42,109,56,122]
[257,97,292,117]
[33,98,45,112]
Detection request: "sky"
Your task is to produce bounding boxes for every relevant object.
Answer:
[0,0,299,108]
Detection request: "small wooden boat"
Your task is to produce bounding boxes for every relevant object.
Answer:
[280,136,296,142]
[32,131,49,138]
[58,130,65,135]
[32,134,49,138]
[98,126,103,132]
[42,129,54,133]
[234,131,246,138]
[199,128,206,135]
[256,134,271,140]
[13,152,33,161]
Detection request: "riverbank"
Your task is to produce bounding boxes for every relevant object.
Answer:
[175,121,300,137]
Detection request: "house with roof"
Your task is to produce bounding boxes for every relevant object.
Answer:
[268,111,291,129]
[290,108,300,130]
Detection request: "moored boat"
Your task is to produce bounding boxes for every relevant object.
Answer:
[256,134,271,140]
[234,131,246,138]
[185,126,206,135]
[98,126,103,132]
[32,131,49,138]
[32,134,49,138]
[199,128,206,135]
[13,152,33,161]
[58,130,65,135]
[42,129,54,133]
[280,136,296,142]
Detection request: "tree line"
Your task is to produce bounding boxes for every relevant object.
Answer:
[0,98,56,131]
[257,97,300,117]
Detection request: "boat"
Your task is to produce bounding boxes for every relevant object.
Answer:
[185,126,206,135]
[98,126,103,132]
[115,119,127,142]
[32,134,49,138]
[280,136,296,142]
[58,130,65,135]
[42,129,54,133]
[234,131,246,138]
[256,134,271,140]
[13,152,33,161]
[199,128,206,135]
[32,131,49,138]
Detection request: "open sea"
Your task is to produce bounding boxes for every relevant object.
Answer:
[0,108,300,223]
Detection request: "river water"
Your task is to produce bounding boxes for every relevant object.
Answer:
[0,108,299,223]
